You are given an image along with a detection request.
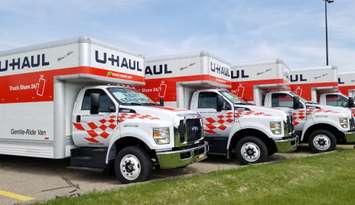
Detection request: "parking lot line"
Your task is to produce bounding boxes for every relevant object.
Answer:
[0,190,34,202]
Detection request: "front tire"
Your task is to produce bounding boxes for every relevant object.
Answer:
[308,130,336,153]
[114,146,152,184]
[236,136,268,165]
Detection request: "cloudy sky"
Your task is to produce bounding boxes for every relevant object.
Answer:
[0,0,354,72]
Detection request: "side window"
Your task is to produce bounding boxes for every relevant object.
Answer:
[326,95,348,107]
[81,89,116,113]
[326,95,339,106]
[198,92,218,109]
[271,93,293,108]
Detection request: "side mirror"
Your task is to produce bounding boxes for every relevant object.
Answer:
[216,96,224,112]
[348,97,354,108]
[90,93,100,114]
[293,97,302,109]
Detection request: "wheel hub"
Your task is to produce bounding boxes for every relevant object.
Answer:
[313,134,331,151]
[120,154,141,181]
[241,142,261,163]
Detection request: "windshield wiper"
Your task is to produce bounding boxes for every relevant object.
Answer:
[123,102,158,106]
[141,102,159,106]
[123,102,143,106]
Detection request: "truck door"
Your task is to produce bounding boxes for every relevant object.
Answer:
[195,91,233,154]
[73,89,118,146]
[271,93,306,130]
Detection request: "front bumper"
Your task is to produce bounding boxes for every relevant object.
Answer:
[345,130,355,143]
[274,133,298,153]
[156,141,208,169]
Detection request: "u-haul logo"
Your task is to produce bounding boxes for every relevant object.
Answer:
[145,64,172,76]
[95,50,142,71]
[338,77,344,84]
[231,69,249,79]
[0,54,50,73]
[210,62,230,77]
[289,74,308,82]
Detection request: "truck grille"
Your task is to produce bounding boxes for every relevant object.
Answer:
[178,118,203,144]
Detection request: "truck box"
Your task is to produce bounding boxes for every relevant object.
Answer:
[288,66,338,102]
[138,51,231,108]
[338,72,355,97]
[230,59,290,105]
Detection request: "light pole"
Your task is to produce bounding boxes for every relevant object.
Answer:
[324,0,334,66]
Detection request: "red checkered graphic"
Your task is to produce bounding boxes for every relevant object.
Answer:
[203,110,272,134]
[73,113,160,143]
[204,111,234,134]
[292,109,306,126]
[292,107,339,126]
[73,115,117,143]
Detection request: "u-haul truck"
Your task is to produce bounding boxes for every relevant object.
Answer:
[137,52,296,164]
[230,59,290,106]
[290,67,355,119]
[0,37,207,183]
[231,62,355,152]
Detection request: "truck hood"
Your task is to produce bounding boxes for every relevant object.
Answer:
[306,104,351,118]
[119,105,199,125]
[236,105,287,121]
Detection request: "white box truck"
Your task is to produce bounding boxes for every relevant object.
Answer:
[137,52,297,164]
[316,72,355,118]
[231,63,355,152]
[0,37,207,183]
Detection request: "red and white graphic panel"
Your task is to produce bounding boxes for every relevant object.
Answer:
[288,66,338,101]
[230,60,290,101]
[137,52,231,103]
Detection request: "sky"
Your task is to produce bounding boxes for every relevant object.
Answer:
[0,0,354,72]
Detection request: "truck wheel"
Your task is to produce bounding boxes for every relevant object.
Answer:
[114,146,152,184]
[236,136,268,165]
[308,130,336,153]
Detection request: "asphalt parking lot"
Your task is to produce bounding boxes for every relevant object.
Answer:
[0,145,353,205]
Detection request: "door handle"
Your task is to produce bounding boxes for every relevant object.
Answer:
[76,115,81,122]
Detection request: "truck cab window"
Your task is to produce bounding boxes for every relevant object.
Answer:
[198,92,218,109]
[271,93,293,108]
[81,89,116,113]
[326,94,348,107]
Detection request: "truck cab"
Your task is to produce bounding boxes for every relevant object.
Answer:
[318,93,355,118]
[189,88,296,164]
[263,91,355,152]
[71,85,207,183]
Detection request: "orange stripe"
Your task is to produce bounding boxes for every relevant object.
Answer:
[136,74,231,102]
[0,66,144,104]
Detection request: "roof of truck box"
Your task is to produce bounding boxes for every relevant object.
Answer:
[0,36,144,58]
[147,51,232,66]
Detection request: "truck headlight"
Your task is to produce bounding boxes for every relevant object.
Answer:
[339,118,349,129]
[270,121,282,135]
[153,127,170,145]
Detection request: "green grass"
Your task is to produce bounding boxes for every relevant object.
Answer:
[35,150,355,205]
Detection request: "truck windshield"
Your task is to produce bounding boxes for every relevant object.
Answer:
[220,90,248,105]
[108,87,156,105]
